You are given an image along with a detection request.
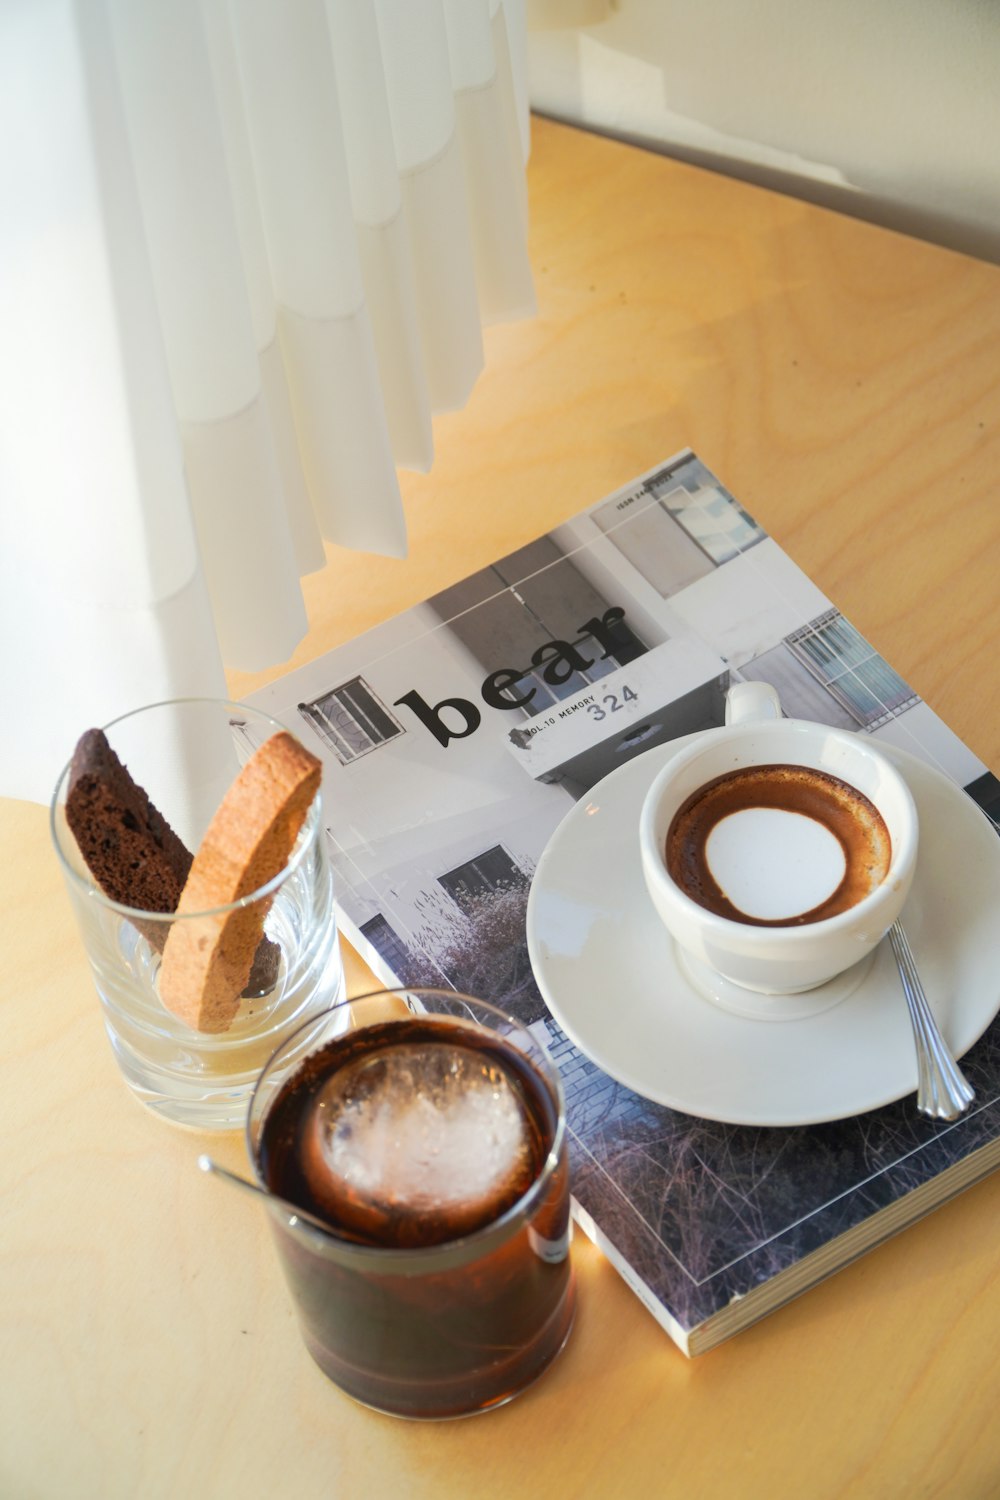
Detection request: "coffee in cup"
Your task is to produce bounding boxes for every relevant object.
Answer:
[638,682,918,995]
[665,762,892,927]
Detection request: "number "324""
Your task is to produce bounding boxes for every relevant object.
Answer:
[585,686,637,722]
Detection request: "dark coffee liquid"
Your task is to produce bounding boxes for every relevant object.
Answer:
[666,763,891,926]
[255,1018,575,1418]
[259,1019,554,1248]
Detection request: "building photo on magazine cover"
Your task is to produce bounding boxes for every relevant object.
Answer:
[247,450,1000,1353]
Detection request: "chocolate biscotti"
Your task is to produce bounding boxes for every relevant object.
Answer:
[65,729,192,945]
[65,727,282,994]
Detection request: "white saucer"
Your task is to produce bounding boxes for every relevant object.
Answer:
[526,736,1000,1126]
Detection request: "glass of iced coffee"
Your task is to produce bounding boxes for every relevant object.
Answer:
[246,988,577,1419]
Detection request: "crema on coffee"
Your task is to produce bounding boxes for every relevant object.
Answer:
[665,763,892,927]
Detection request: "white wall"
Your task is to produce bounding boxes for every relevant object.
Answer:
[527,0,1000,264]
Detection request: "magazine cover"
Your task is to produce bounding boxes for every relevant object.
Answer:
[247,450,1000,1354]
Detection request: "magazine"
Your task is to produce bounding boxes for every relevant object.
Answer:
[247,450,1000,1355]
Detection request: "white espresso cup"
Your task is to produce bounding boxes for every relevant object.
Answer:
[638,682,919,995]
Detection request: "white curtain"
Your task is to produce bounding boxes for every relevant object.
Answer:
[0,0,532,804]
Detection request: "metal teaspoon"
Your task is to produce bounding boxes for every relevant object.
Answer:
[887,922,975,1122]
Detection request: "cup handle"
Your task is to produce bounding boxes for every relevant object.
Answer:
[725,681,783,725]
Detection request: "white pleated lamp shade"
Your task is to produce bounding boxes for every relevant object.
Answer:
[446,0,537,324]
[327,0,435,471]
[375,0,487,413]
[0,0,534,804]
[0,0,229,804]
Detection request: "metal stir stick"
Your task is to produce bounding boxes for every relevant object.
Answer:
[198,1155,336,1238]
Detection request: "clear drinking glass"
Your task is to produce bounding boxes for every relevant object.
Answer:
[50,698,345,1130]
[246,988,576,1419]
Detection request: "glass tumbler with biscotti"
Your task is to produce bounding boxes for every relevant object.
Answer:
[50,698,345,1130]
[245,988,577,1419]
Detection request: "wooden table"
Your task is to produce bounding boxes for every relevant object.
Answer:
[4,116,1000,1499]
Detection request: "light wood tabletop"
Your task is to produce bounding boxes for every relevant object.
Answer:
[3,116,1000,1499]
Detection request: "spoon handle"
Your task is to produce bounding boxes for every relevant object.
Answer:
[198,1155,337,1239]
[888,923,975,1122]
